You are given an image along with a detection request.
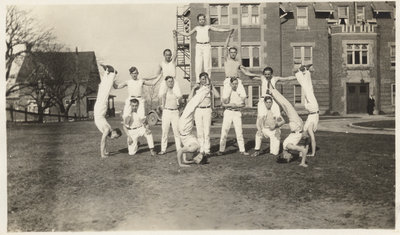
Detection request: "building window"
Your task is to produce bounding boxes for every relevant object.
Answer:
[241,46,260,67]
[87,98,96,112]
[391,84,395,105]
[356,6,365,24]
[252,85,260,107]
[346,44,368,65]
[294,85,304,105]
[390,44,395,67]
[293,46,312,69]
[296,7,308,28]
[210,4,229,25]
[211,46,225,68]
[241,4,260,25]
[338,6,349,24]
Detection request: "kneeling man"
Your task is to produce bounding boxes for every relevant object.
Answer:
[122,98,156,156]
[252,96,285,157]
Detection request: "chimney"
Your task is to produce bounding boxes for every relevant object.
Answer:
[75,47,78,55]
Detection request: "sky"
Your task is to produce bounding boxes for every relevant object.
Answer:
[19,3,191,101]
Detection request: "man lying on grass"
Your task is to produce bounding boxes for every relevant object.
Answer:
[94,65,122,158]
[268,86,309,167]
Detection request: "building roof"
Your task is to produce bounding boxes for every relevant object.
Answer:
[313,2,334,14]
[15,51,100,96]
[371,2,393,13]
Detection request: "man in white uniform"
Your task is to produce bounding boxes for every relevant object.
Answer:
[149,31,182,107]
[281,64,319,157]
[221,29,251,103]
[94,65,122,158]
[252,96,285,157]
[244,67,296,118]
[176,14,232,83]
[114,67,160,120]
[269,85,309,167]
[189,72,220,156]
[177,85,211,167]
[158,76,183,155]
[122,98,155,156]
[217,77,249,156]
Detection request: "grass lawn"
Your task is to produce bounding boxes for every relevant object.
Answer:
[353,120,395,129]
[7,118,395,231]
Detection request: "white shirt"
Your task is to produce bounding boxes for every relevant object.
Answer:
[125,111,143,129]
[195,25,210,43]
[94,71,115,117]
[224,59,241,78]
[262,109,276,128]
[196,86,212,107]
[260,77,278,97]
[229,90,243,105]
[164,91,179,109]
[161,60,176,78]
[127,79,144,97]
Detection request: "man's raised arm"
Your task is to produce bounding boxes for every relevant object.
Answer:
[224,29,235,59]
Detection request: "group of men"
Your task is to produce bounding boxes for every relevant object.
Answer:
[93,14,319,168]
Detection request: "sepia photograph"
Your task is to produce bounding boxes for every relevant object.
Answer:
[2,0,397,233]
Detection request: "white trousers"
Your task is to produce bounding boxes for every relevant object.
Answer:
[195,44,211,83]
[123,97,145,119]
[194,107,212,153]
[127,126,154,155]
[222,78,247,101]
[219,110,245,152]
[257,99,280,118]
[161,109,181,152]
[158,79,182,98]
[254,128,281,155]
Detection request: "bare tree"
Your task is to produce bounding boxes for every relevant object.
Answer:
[6,6,55,86]
[17,57,58,123]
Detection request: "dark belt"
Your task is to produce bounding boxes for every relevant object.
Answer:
[197,42,210,44]
[126,126,142,130]
[164,108,178,111]
[226,108,241,112]
[198,106,211,109]
[308,111,319,115]
[291,131,303,134]
[130,96,142,98]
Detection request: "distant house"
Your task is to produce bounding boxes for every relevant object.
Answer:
[6,50,116,118]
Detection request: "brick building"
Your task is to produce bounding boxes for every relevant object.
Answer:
[177,2,395,114]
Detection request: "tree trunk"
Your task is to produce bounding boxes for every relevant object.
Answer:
[6,58,12,81]
[37,106,44,123]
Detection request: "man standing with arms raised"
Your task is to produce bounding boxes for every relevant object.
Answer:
[221,29,251,103]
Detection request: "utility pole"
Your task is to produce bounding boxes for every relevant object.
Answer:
[75,47,81,118]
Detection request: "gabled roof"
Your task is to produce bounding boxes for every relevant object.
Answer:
[16,51,100,96]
